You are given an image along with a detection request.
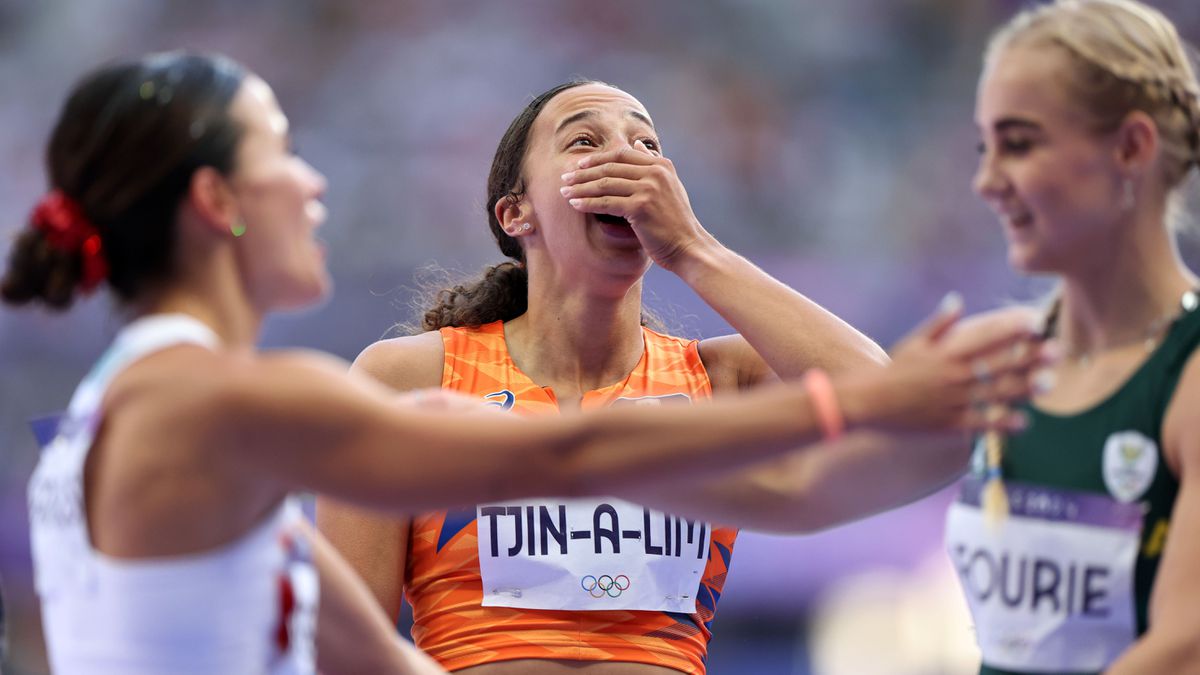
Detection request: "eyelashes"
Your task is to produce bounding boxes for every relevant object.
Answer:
[977,138,1035,156]
[566,134,662,153]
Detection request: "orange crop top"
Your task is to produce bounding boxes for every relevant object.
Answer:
[404,321,737,674]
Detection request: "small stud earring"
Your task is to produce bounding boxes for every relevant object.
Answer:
[231,217,247,238]
[521,223,532,232]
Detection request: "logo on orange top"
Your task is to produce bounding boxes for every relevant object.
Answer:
[581,574,631,598]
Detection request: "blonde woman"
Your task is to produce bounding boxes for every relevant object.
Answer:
[945,1,1200,673]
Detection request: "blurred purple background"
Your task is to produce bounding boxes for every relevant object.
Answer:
[2,1,1198,673]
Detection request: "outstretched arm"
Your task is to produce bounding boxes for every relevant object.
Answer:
[205,304,1039,517]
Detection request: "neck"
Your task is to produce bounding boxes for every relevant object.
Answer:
[1055,208,1195,355]
[131,251,262,349]
[505,274,646,393]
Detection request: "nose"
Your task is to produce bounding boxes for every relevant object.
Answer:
[972,149,1006,201]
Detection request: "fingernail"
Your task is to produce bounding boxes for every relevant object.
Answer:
[1033,369,1056,394]
[559,186,571,196]
[569,198,582,207]
[577,158,590,168]
[561,171,575,182]
[939,291,963,315]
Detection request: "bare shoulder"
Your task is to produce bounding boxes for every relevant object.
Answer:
[352,330,445,392]
[1165,347,1200,476]
[101,344,273,450]
[113,345,355,421]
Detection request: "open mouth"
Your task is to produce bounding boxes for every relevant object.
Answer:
[595,213,631,227]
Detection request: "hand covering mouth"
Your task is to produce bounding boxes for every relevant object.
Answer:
[595,213,631,227]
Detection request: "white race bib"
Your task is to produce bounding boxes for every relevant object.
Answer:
[477,497,711,613]
[945,477,1142,673]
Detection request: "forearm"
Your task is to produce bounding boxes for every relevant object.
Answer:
[626,430,970,533]
[555,383,829,496]
[338,382,833,510]
[672,238,888,377]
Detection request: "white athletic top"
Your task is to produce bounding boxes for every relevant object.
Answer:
[28,314,318,675]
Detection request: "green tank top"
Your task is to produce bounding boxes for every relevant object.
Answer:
[962,302,1200,675]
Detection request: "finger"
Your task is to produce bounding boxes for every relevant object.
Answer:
[911,291,964,343]
[567,195,635,217]
[959,407,1028,434]
[942,307,1043,359]
[949,320,1044,363]
[562,162,649,186]
[975,371,1037,406]
[578,145,660,169]
[975,337,1056,381]
[633,139,656,156]
[560,176,641,200]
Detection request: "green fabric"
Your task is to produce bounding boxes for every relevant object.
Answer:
[974,304,1200,675]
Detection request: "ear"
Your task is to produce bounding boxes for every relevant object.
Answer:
[184,167,238,236]
[494,191,535,237]
[1113,110,1160,175]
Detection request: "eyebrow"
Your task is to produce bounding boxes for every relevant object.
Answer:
[554,109,657,135]
[990,117,1041,133]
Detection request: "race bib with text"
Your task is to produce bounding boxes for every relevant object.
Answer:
[477,497,712,613]
[945,477,1142,673]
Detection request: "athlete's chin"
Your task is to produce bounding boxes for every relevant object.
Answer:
[1006,245,1057,276]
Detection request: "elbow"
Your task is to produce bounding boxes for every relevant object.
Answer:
[861,340,890,367]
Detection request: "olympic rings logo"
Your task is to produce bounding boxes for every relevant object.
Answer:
[580,574,631,598]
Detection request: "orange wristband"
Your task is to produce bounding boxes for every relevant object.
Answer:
[803,368,845,440]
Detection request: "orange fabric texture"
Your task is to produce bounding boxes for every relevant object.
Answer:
[405,321,736,674]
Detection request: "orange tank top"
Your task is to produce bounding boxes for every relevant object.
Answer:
[405,321,737,674]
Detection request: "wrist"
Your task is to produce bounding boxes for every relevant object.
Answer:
[830,373,880,432]
[665,230,725,278]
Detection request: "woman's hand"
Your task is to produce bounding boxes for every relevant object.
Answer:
[560,141,713,271]
[837,300,1055,434]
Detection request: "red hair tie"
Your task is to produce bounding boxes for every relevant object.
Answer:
[31,190,110,293]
